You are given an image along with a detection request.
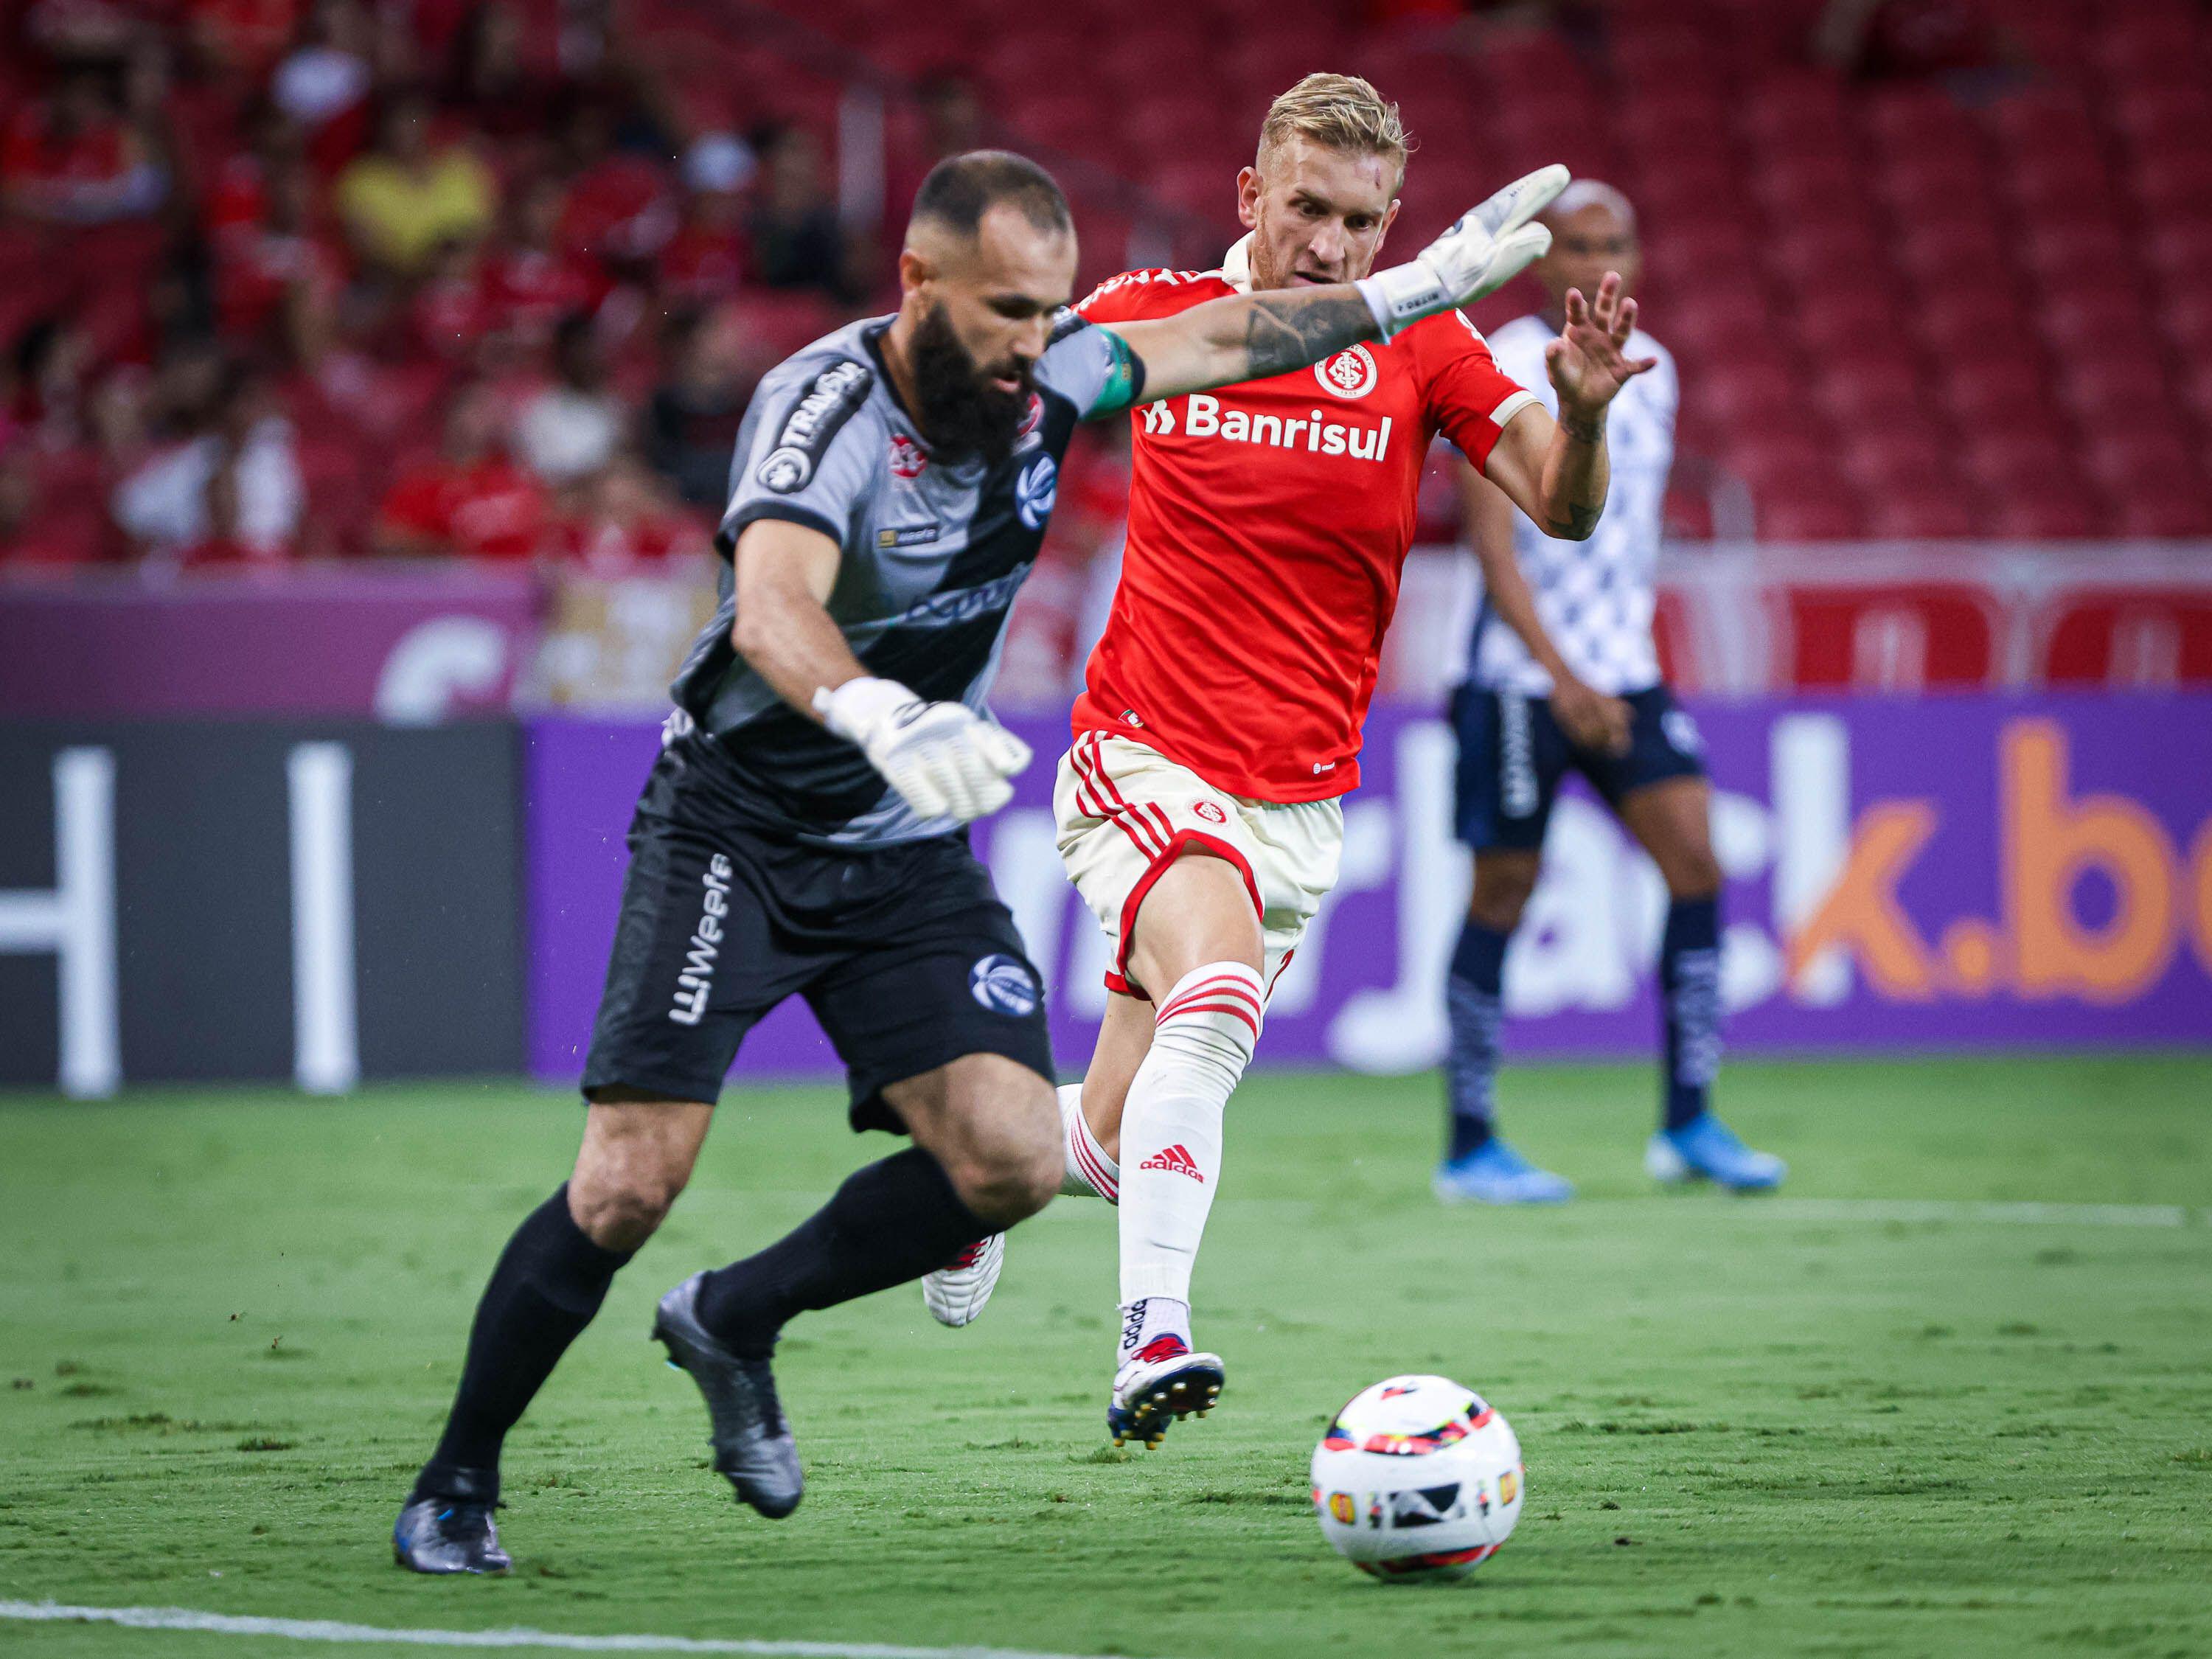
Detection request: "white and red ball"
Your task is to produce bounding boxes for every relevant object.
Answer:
[1310,1374,1524,1582]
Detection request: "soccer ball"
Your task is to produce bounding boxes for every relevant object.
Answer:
[1310,1374,1524,1582]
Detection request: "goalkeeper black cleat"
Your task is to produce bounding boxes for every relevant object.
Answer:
[393,1469,511,1574]
[653,1271,804,1518]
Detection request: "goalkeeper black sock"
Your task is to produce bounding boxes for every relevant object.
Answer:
[694,1148,990,1357]
[413,1184,633,1502]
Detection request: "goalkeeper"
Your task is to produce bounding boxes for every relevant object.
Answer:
[393,145,1564,1572]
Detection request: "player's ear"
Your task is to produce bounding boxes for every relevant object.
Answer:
[1376,198,1400,253]
[1236,165,1262,229]
[897,245,935,298]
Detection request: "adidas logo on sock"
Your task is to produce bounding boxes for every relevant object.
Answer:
[1139,1144,1205,1182]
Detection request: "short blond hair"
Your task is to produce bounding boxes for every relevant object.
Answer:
[1257,73,1413,189]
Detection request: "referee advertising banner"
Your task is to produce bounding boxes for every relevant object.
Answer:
[524,695,2212,1084]
[0,723,526,1093]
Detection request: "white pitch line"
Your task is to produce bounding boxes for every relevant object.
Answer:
[1599,1197,2200,1228]
[0,1602,1138,1659]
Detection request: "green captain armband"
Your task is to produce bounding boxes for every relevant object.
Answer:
[1085,327,1147,419]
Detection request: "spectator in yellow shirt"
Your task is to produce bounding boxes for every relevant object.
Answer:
[335,90,495,276]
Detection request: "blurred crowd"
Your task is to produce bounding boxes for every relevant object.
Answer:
[0,0,1128,585]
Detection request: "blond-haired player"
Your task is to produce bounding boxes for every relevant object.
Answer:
[924,77,1657,1447]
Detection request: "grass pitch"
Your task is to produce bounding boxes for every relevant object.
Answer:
[2,1055,2209,1659]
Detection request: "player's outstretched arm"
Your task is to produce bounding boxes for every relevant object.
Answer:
[731,518,1029,823]
[1096,283,1385,408]
[1089,166,1571,413]
[1480,270,1658,540]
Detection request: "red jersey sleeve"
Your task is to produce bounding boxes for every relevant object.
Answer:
[1415,310,1542,473]
[1074,268,1192,327]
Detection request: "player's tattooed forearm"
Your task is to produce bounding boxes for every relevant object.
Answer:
[1237,290,1380,378]
[1559,411,1607,445]
[1546,502,1601,538]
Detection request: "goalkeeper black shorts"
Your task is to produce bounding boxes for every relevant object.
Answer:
[580,743,1052,1132]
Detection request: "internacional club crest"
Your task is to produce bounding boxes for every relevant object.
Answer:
[1314,344,1378,399]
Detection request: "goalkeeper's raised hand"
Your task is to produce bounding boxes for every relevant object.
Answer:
[815,676,1032,825]
[1357,165,1571,339]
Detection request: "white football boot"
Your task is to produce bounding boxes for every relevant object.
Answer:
[1107,1335,1225,1448]
[921,1233,1004,1327]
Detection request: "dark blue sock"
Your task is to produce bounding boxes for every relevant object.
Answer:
[1444,922,1510,1161]
[1660,897,1722,1133]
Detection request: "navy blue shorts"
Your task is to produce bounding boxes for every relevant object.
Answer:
[1451,682,1707,851]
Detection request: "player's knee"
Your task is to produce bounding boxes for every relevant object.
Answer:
[569,1164,686,1251]
[1667,848,1724,901]
[1469,861,1537,931]
[942,1098,1062,1225]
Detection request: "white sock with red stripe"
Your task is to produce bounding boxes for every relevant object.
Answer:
[1117,961,1263,1334]
[1060,1084,1119,1203]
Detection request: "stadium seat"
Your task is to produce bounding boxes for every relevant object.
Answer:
[1962,428,2079,496]
[2059,357,2174,425]
[2126,148,2212,218]
[1755,481,1863,542]
[1987,481,2105,540]
[2110,484,2212,540]
[1805,358,1929,436]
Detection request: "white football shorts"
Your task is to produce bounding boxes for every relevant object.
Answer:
[1054,731,1343,999]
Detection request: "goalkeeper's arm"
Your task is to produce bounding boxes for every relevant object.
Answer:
[730,519,1029,823]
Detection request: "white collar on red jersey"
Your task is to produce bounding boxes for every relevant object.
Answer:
[1220,234,1253,293]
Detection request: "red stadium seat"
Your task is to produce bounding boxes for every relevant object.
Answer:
[1702,359,1804,432]
[1783,584,1998,689]
[2159,291,2212,358]
[1865,490,1981,540]
[2000,147,2110,215]
[1796,292,1909,359]
[1735,69,1851,149]
[1893,218,2011,299]
[1987,481,2105,540]
[2041,589,2212,685]
[2145,221,2212,288]
[2037,295,2163,362]
[1814,356,1928,431]
[2110,485,2212,539]
[1755,479,1864,541]
[2179,361,2212,426]
[2059,356,2174,425]
[1962,428,2078,496]
[2126,148,2212,217]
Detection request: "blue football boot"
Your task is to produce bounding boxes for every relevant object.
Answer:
[1433,1139,1574,1205]
[1647,1113,1786,1191]
[393,1467,510,1574]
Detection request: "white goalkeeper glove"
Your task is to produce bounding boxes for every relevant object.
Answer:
[813,675,1032,824]
[1356,164,1569,340]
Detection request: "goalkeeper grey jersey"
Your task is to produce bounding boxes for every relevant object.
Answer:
[668,312,1124,846]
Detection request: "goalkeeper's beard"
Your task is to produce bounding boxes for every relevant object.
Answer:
[909,302,1034,470]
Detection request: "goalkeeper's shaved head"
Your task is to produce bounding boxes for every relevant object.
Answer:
[909,150,1073,243]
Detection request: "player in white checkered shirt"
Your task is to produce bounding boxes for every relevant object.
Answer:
[1437,181,1786,1203]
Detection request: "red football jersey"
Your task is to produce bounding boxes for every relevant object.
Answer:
[1073,246,1537,800]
